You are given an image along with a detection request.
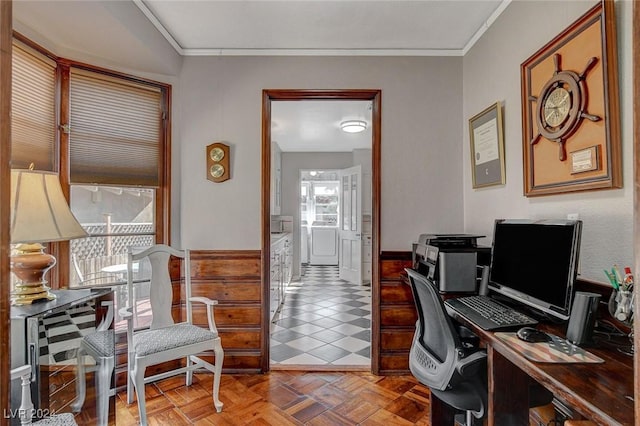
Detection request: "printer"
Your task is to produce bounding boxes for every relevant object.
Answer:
[411,234,491,294]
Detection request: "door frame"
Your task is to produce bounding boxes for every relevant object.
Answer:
[633,1,639,418]
[261,89,382,373]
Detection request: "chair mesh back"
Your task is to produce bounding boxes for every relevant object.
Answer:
[411,272,461,361]
[407,268,462,390]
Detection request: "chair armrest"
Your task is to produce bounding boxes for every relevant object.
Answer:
[189,296,219,306]
[10,365,31,381]
[456,349,487,378]
[119,306,133,319]
[188,297,220,333]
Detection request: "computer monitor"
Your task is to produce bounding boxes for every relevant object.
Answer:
[488,219,582,321]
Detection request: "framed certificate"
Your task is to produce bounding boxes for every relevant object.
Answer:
[469,101,505,188]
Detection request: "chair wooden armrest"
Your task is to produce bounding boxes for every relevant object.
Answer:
[189,296,219,306]
[119,306,133,319]
[188,297,219,332]
[11,364,31,380]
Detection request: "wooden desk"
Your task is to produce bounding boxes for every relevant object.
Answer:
[442,311,634,425]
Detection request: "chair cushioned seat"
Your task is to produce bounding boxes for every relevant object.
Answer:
[83,330,114,357]
[133,323,218,357]
[34,413,78,426]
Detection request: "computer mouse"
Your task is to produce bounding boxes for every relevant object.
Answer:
[516,327,552,343]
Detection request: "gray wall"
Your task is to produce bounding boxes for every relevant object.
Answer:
[280,152,354,277]
[177,56,465,251]
[462,0,634,281]
[16,0,633,283]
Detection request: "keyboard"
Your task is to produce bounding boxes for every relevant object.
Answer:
[444,295,538,331]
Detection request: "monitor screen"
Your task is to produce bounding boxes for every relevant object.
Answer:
[488,219,582,320]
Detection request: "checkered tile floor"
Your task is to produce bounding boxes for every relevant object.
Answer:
[270,265,371,366]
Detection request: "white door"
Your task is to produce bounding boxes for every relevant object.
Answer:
[339,165,362,284]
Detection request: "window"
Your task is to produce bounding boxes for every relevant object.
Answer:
[312,182,339,226]
[10,34,171,289]
[11,40,56,171]
[300,179,339,227]
[68,68,163,186]
[69,186,155,287]
[67,68,167,287]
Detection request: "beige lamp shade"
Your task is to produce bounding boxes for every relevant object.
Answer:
[10,169,88,243]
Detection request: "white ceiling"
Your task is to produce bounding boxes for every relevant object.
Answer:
[272,101,372,152]
[137,0,509,56]
[13,0,510,152]
[134,0,507,151]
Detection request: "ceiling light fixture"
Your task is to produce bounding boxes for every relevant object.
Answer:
[340,120,367,133]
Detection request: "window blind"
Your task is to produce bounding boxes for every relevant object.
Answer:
[69,68,163,186]
[11,42,56,171]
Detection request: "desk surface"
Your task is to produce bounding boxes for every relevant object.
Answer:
[449,309,634,425]
[10,288,113,319]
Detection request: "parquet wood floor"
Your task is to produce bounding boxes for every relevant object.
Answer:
[115,371,433,425]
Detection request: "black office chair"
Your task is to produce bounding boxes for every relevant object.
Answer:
[406,268,554,425]
[406,268,487,425]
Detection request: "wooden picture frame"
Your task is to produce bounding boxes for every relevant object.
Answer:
[469,101,505,188]
[521,0,621,196]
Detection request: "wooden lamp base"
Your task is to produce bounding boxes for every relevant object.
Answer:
[10,243,57,305]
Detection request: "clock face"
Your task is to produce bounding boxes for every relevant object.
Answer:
[543,87,570,128]
[210,164,225,178]
[209,147,225,162]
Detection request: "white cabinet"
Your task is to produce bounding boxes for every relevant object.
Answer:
[282,235,292,286]
[362,226,372,284]
[270,142,282,215]
[270,233,292,322]
[269,249,281,322]
[301,226,309,264]
[310,227,338,265]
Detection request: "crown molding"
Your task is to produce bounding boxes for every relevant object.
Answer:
[135,0,511,58]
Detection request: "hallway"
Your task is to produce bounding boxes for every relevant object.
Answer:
[270,265,372,367]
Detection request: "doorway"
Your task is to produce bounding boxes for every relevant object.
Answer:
[268,165,371,368]
[261,89,381,373]
[300,171,340,266]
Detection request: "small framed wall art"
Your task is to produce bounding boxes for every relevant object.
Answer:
[206,142,230,183]
[469,101,506,188]
[520,0,621,196]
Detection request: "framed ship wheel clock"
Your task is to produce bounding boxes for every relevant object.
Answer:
[521,0,621,196]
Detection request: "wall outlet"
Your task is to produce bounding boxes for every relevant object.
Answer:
[567,213,579,221]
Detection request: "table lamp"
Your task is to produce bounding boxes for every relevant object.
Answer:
[10,167,88,305]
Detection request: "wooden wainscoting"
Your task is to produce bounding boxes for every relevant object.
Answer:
[115,249,424,382]
[378,251,415,374]
[187,250,262,373]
